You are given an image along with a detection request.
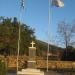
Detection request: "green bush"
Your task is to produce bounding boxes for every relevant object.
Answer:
[0,60,7,75]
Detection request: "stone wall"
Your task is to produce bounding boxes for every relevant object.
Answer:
[37,60,75,69]
[0,56,75,69]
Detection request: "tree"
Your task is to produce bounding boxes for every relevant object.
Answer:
[61,46,75,61]
[57,21,75,49]
[58,21,75,60]
[0,17,35,55]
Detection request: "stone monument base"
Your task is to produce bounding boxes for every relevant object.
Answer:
[17,68,44,75]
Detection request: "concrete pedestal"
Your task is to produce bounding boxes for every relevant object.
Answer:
[28,47,36,68]
[28,61,36,68]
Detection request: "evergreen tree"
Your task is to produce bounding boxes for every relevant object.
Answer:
[0,17,35,55]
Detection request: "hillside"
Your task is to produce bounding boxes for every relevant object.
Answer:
[35,40,63,60]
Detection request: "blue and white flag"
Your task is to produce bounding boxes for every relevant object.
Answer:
[52,0,64,7]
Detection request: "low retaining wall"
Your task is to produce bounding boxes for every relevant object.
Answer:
[0,56,75,69]
[37,60,75,69]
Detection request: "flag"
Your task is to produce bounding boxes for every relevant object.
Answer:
[20,0,24,9]
[52,0,64,7]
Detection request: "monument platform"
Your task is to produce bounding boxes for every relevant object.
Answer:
[17,41,44,75]
[17,68,44,75]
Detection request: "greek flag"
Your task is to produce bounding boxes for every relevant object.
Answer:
[52,0,64,7]
[20,0,24,9]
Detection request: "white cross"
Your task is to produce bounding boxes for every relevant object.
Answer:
[30,41,35,48]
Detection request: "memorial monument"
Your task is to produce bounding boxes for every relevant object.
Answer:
[17,41,44,75]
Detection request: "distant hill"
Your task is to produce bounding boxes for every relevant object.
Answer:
[35,40,63,60]
[35,40,75,61]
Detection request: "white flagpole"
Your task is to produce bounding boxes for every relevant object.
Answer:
[17,0,24,74]
[46,0,64,72]
[47,0,51,72]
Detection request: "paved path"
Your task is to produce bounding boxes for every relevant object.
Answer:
[7,71,63,75]
[7,70,75,75]
[44,71,63,75]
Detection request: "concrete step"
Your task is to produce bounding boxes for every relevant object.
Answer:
[17,68,44,75]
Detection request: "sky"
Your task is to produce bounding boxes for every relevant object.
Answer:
[0,0,75,47]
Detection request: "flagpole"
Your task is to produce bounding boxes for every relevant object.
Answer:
[46,0,64,72]
[47,0,51,72]
[17,0,24,74]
